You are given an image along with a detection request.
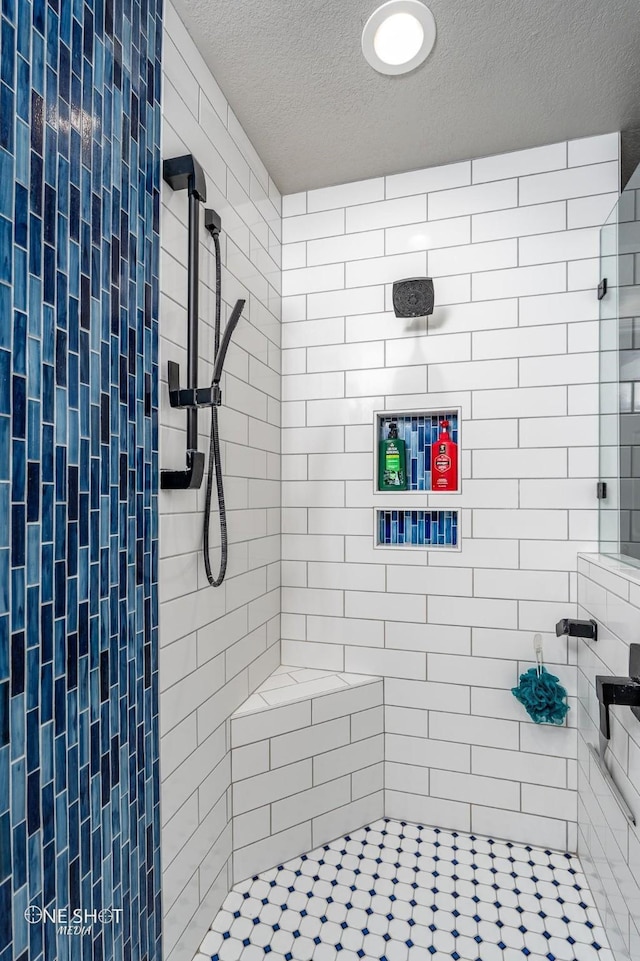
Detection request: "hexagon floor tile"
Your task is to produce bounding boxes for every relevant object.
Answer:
[194,818,613,961]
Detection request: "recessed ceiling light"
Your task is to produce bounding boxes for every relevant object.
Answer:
[362,0,436,76]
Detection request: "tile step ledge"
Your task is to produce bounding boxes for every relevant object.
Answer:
[232,664,381,717]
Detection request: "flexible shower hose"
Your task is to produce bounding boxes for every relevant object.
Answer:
[203,231,227,587]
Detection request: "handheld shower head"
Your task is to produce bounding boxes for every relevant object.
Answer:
[212,299,245,385]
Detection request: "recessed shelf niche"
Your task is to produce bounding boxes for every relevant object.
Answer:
[373,408,462,550]
[376,508,459,548]
[374,408,461,494]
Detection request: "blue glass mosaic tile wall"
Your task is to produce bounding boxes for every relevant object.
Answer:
[377,510,459,547]
[378,412,458,491]
[0,1,162,960]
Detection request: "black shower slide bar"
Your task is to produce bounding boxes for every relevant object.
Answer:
[160,154,245,491]
[160,153,207,490]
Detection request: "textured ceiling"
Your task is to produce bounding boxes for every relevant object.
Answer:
[171,0,640,193]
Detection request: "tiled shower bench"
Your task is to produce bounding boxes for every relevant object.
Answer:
[229,667,384,882]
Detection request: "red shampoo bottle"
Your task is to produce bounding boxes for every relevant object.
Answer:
[431,420,458,492]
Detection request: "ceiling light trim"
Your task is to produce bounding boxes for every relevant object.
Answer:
[362,0,436,76]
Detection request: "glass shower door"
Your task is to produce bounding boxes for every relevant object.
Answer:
[599,165,640,561]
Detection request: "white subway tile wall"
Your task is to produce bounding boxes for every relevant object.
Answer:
[281,133,620,853]
[577,554,640,961]
[160,5,281,959]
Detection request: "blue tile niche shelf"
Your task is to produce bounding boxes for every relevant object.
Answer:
[377,509,459,548]
[374,408,461,550]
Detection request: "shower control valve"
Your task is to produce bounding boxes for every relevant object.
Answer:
[167,361,219,408]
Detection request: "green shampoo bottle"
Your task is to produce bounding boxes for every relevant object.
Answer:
[379,422,408,491]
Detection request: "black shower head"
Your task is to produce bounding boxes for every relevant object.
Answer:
[392,277,435,317]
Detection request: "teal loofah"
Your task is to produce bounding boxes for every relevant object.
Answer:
[512,666,570,725]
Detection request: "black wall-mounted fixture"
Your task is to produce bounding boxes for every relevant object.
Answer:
[161,154,211,490]
[596,643,640,739]
[555,617,597,642]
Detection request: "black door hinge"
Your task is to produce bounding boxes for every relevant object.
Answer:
[597,278,608,300]
[597,481,607,499]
